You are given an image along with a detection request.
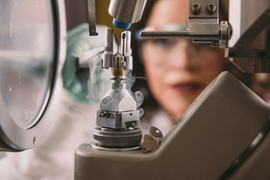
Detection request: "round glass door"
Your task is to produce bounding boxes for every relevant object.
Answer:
[0,0,55,129]
[0,0,66,151]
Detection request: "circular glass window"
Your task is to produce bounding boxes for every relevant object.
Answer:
[0,0,55,129]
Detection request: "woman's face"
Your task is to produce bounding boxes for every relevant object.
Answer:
[142,0,225,123]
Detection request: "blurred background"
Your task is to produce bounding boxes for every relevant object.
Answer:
[64,0,270,104]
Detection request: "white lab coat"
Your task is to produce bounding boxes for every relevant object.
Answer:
[0,24,110,179]
[0,82,98,180]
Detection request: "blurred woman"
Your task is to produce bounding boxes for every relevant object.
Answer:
[130,0,251,133]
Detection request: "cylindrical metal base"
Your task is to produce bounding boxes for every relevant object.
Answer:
[93,127,142,148]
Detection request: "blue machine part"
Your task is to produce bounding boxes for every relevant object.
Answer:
[113,18,131,30]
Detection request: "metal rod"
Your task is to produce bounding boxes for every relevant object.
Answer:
[87,0,98,36]
[140,31,220,40]
[140,31,190,38]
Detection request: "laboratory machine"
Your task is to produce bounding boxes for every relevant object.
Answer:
[0,0,270,180]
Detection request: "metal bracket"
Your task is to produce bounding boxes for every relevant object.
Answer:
[226,48,270,73]
[96,110,140,129]
[142,126,163,153]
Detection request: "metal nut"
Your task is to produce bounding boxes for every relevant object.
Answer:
[191,3,202,15]
[206,3,217,15]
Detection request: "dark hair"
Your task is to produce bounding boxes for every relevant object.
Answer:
[130,0,158,111]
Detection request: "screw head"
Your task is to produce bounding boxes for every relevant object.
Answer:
[191,3,202,15]
[102,98,107,104]
[33,137,36,145]
[206,3,217,15]
[100,111,109,117]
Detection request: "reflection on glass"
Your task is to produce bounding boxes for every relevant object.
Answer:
[0,0,55,129]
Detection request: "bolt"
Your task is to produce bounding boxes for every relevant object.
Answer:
[33,137,36,145]
[101,111,109,117]
[100,112,104,117]
[206,3,217,15]
[191,3,202,15]
[102,98,107,104]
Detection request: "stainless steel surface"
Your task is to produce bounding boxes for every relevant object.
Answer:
[91,143,141,151]
[93,127,142,147]
[149,126,163,138]
[189,0,219,35]
[142,126,163,153]
[94,80,141,148]
[141,31,190,38]
[0,0,66,151]
[75,72,270,180]
[110,31,134,79]
[140,31,220,40]
[142,134,160,153]
[102,28,114,69]
[79,30,133,71]
[97,110,140,129]
[120,31,133,70]
[100,83,136,112]
[220,21,230,48]
[108,0,147,23]
[91,29,142,149]
[87,0,98,36]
